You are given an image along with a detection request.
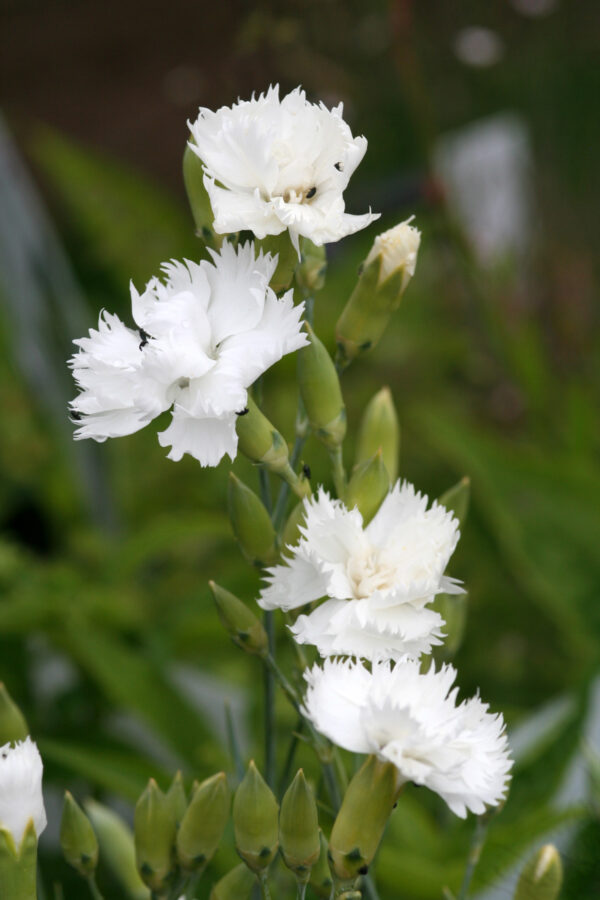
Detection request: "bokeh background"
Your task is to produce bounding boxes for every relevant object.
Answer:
[1,0,599,897]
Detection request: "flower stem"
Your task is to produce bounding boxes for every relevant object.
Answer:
[87,875,105,900]
[329,445,346,498]
[457,814,490,900]
[296,882,308,900]
[264,610,276,788]
[258,872,272,900]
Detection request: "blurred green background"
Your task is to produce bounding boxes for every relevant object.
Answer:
[1,0,599,897]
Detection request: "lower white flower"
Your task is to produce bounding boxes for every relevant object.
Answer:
[69,242,307,466]
[259,481,462,660]
[0,738,47,846]
[304,659,512,818]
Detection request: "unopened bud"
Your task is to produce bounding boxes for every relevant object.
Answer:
[514,844,562,900]
[183,143,221,249]
[177,772,230,873]
[310,831,334,899]
[134,779,176,893]
[0,821,37,893]
[227,473,278,567]
[233,761,279,873]
[282,500,308,549]
[84,800,148,900]
[296,238,327,292]
[298,323,346,449]
[255,232,298,293]
[280,770,320,882]
[0,683,28,745]
[438,477,470,529]
[355,387,400,482]
[209,862,256,900]
[210,581,268,656]
[329,756,397,882]
[60,792,98,878]
[432,592,468,660]
[336,219,420,367]
[344,451,390,525]
[166,771,187,827]
[237,399,310,500]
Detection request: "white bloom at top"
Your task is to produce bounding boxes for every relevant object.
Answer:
[259,481,461,661]
[0,738,47,846]
[304,659,512,817]
[365,218,421,290]
[188,85,379,253]
[69,242,307,466]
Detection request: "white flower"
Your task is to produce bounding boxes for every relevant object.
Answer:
[259,481,461,660]
[304,659,512,817]
[69,242,307,466]
[188,85,379,253]
[0,738,47,845]
[365,218,421,289]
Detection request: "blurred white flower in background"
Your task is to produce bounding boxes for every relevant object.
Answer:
[304,658,512,817]
[259,482,462,660]
[453,27,504,68]
[0,738,47,846]
[69,242,307,466]
[188,85,379,252]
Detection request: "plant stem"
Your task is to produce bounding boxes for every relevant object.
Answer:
[264,610,276,788]
[278,716,303,795]
[457,814,490,900]
[87,875,105,900]
[185,873,201,899]
[296,882,308,900]
[258,872,272,900]
[259,468,273,515]
[329,445,346,498]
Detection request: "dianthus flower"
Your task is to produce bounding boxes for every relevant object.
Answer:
[188,85,379,252]
[69,242,307,466]
[304,659,512,817]
[259,481,461,660]
[0,738,47,846]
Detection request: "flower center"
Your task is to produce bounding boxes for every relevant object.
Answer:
[346,548,397,599]
[280,185,317,204]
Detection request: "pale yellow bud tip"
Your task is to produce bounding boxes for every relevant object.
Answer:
[365,218,421,288]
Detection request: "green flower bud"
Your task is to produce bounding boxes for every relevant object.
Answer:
[336,220,420,367]
[177,772,230,873]
[296,238,327,293]
[438,476,470,529]
[84,800,148,900]
[355,387,400,482]
[329,756,397,882]
[209,862,256,900]
[134,779,176,893]
[227,473,278,567]
[279,770,320,882]
[183,143,221,249]
[344,451,390,525]
[255,232,298,293]
[298,323,346,450]
[0,821,37,898]
[310,831,334,899]
[233,761,279,873]
[514,844,563,900]
[166,771,187,827]
[60,792,99,878]
[282,500,308,549]
[0,683,28,745]
[209,581,268,657]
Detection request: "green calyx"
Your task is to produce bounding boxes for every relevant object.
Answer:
[309,831,334,899]
[279,770,320,882]
[233,761,279,873]
[210,581,268,657]
[60,792,99,878]
[177,772,230,873]
[134,779,177,893]
[0,683,28,745]
[514,844,563,900]
[298,323,346,449]
[355,386,400,482]
[209,862,256,900]
[227,473,278,567]
[84,800,148,900]
[183,143,221,250]
[0,822,38,900]
[344,451,390,525]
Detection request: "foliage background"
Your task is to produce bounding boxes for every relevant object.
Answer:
[0,0,599,897]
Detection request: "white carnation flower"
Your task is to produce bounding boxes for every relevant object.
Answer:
[259,481,462,660]
[188,85,379,252]
[304,659,512,817]
[365,218,421,289]
[0,738,47,846]
[69,242,307,466]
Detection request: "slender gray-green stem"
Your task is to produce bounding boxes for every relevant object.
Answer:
[278,715,303,795]
[296,882,308,900]
[264,609,276,788]
[185,873,201,899]
[258,872,272,900]
[86,876,104,900]
[457,814,490,900]
[329,445,346,498]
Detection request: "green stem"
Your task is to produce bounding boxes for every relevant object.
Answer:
[259,468,273,515]
[264,610,276,788]
[278,716,303,795]
[87,875,105,900]
[296,882,308,900]
[329,445,346,498]
[185,873,201,899]
[258,872,272,900]
[457,814,490,900]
